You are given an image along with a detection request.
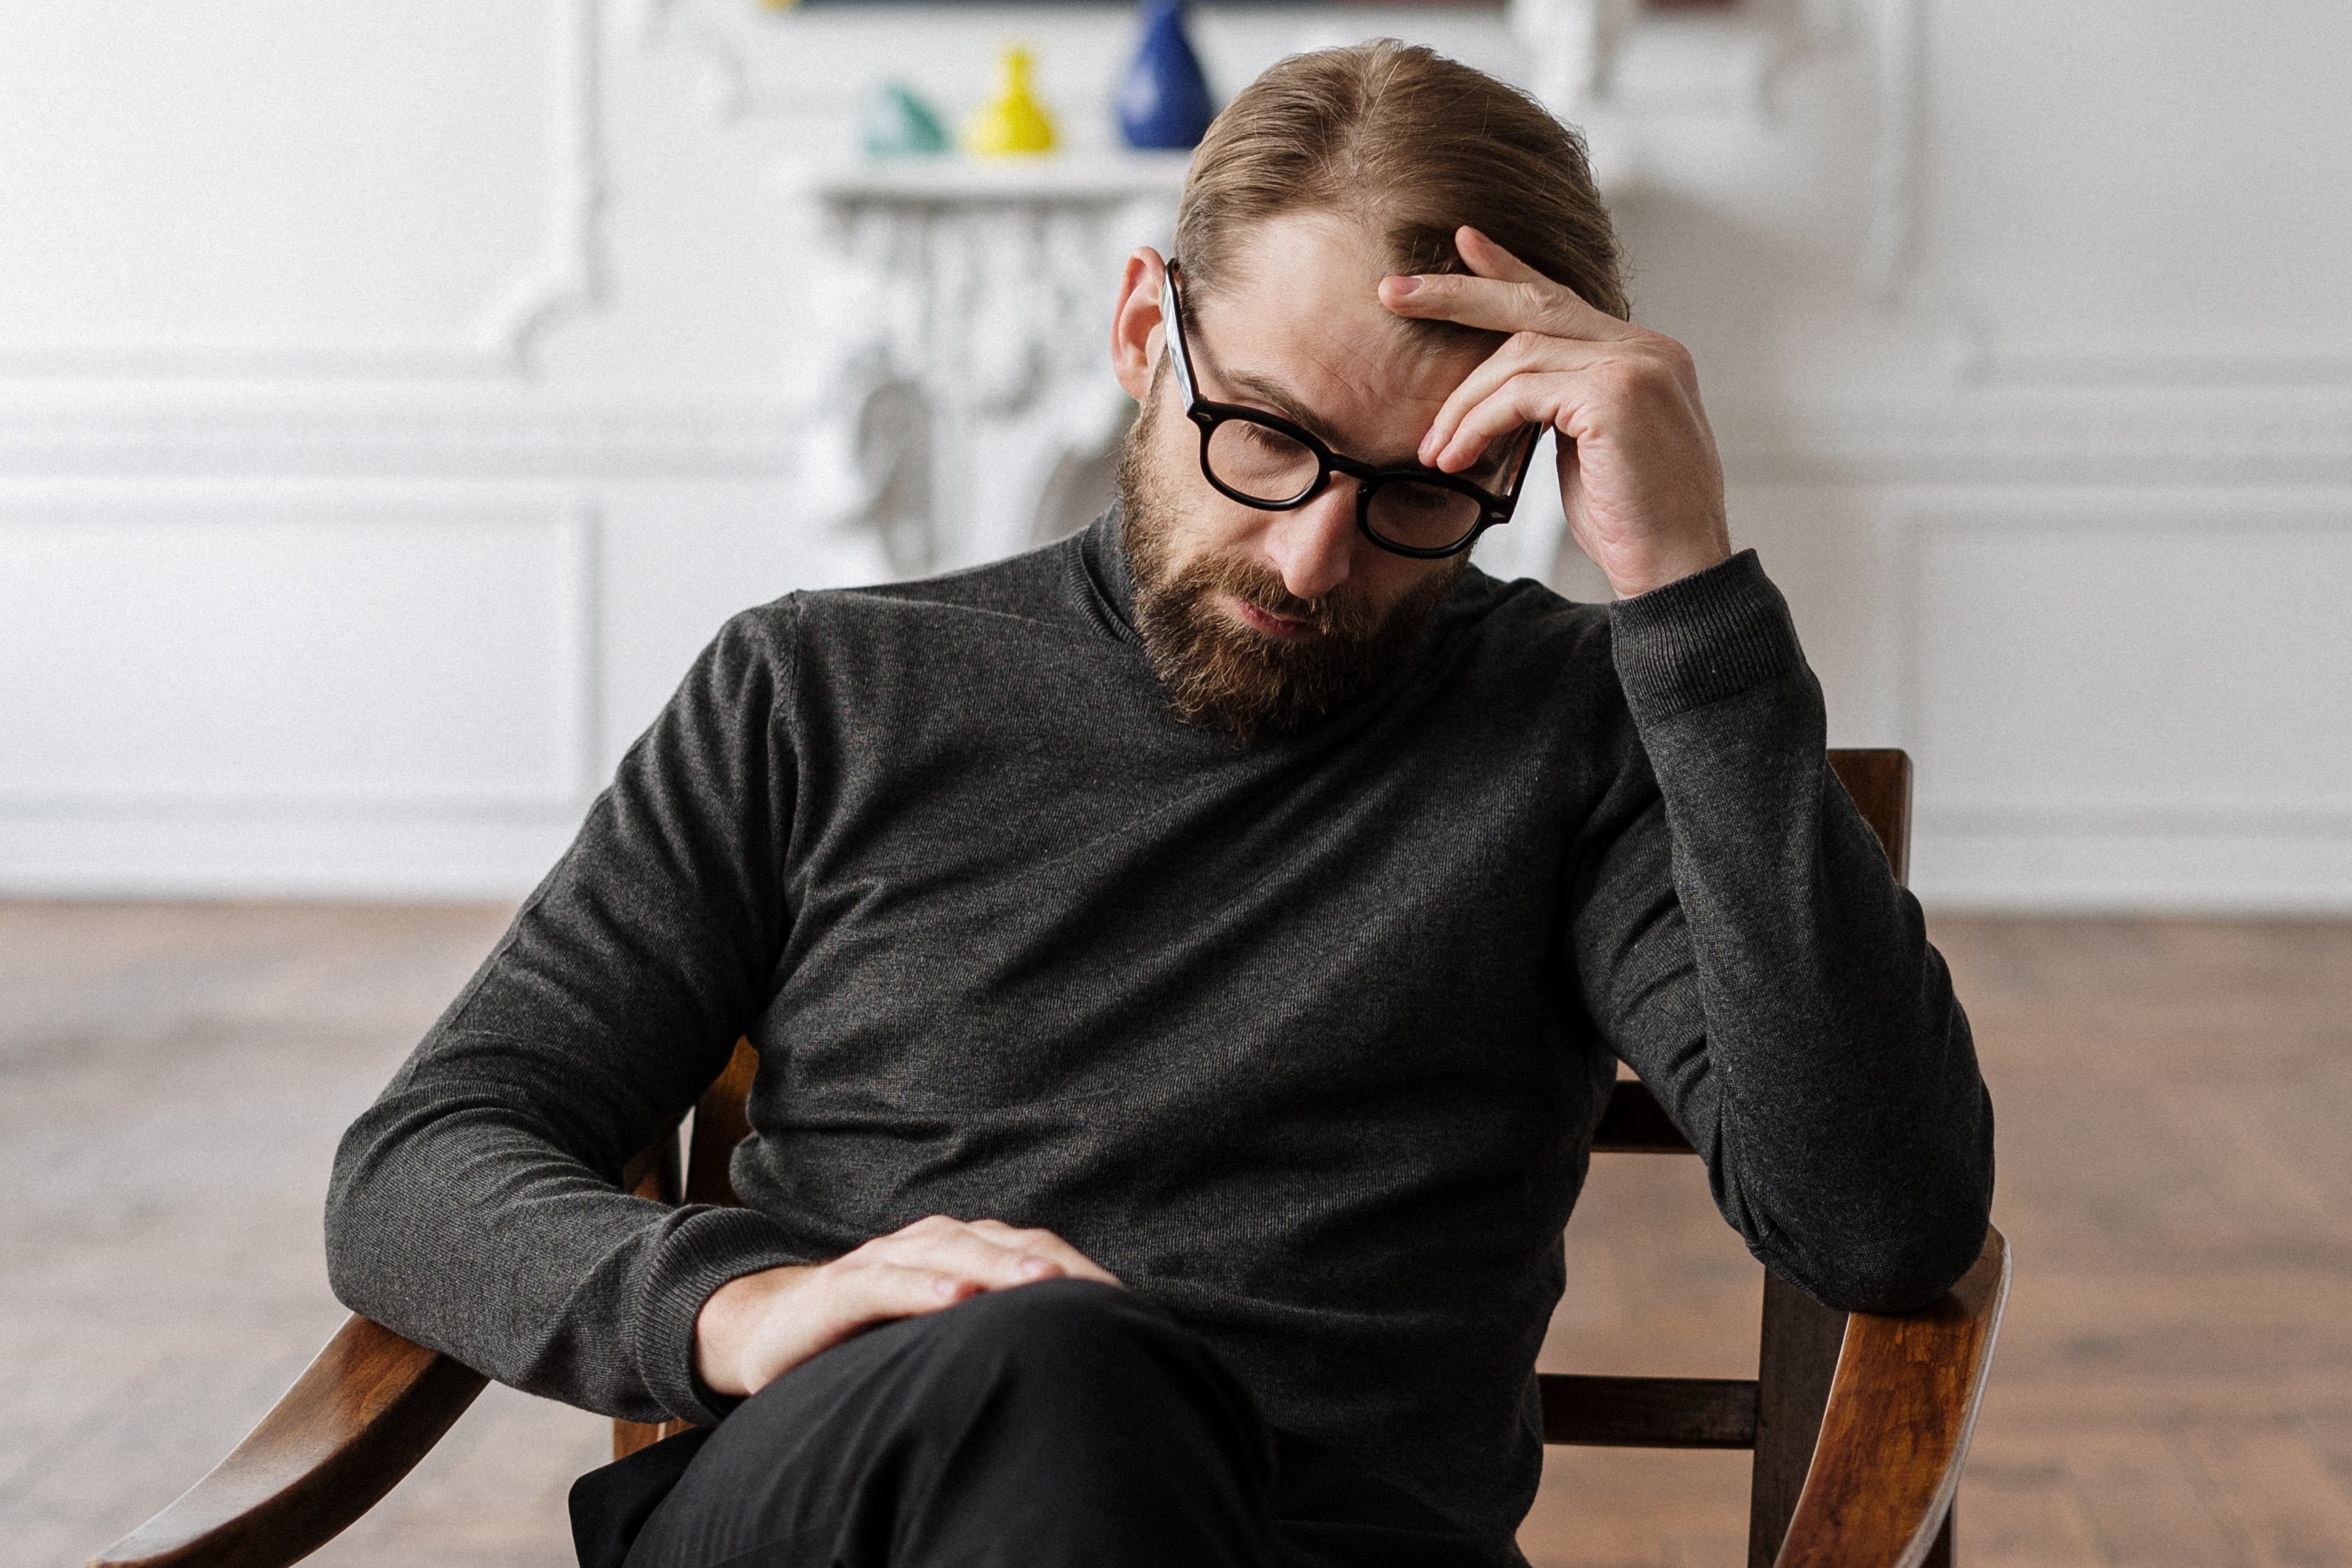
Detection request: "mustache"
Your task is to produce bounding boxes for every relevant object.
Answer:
[1194,551,1382,640]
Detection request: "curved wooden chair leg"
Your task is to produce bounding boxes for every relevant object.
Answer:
[1772,1226,2011,1568]
[89,1315,487,1568]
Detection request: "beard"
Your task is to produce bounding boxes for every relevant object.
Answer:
[1116,390,1465,744]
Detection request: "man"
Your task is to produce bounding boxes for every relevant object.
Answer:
[327,41,1993,1568]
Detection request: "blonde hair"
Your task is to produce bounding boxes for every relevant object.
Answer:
[1173,41,1627,322]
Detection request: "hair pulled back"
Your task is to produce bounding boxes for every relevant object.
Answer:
[1174,40,1627,322]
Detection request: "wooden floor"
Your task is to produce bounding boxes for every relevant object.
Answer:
[6,905,2350,1568]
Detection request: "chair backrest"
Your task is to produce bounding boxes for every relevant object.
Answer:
[1569,750,1921,1567]
[618,750,1929,1567]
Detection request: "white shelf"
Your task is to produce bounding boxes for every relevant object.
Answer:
[789,139,1636,211]
[790,150,1194,207]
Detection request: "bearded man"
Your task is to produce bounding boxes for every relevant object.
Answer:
[327,40,1994,1568]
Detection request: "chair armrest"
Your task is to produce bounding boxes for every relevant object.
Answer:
[1772,1226,2011,1568]
[90,1314,488,1568]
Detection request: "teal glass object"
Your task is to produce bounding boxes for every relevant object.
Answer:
[1117,0,1214,151]
[861,80,951,158]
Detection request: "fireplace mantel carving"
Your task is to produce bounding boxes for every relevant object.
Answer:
[786,153,1188,575]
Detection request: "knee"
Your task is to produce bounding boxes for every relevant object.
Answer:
[897,1278,1227,1418]
[917,1277,1169,1372]
[899,1279,1266,1472]
[718,1285,1161,1455]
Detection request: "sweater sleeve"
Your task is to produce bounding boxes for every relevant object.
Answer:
[325,603,815,1426]
[1567,550,1995,1312]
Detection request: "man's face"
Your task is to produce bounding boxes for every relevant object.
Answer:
[1111,213,1495,741]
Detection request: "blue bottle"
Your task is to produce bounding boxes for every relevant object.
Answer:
[1117,0,1215,151]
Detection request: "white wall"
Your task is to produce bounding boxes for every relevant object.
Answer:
[3,0,2347,908]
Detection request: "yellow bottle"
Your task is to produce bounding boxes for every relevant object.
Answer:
[964,47,1058,157]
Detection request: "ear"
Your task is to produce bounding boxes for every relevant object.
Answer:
[1111,247,1168,403]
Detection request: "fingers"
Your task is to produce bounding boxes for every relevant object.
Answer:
[709,1218,1123,1400]
[855,1215,1058,1289]
[1417,337,1618,468]
[858,1214,1124,1292]
[1384,225,1651,471]
[1380,228,1631,343]
[1433,379,1567,475]
[964,1218,1124,1287]
[1384,270,1624,342]
[1419,333,1698,473]
[1453,225,1550,287]
[824,1259,991,1319]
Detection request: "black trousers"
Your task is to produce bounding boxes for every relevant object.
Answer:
[570,1278,1506,1568]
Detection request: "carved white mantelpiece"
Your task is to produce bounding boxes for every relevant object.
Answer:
[785,153,1189,575]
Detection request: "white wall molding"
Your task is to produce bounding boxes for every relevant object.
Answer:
[1903,4,2352,397]
[0,808,584,901]
[34,383,2352,487]
[1713,390,2352,486]
[554,501,605,808]
[474,0,609,373]
[1923,802,2352,834]
[637,0,792,126]
[1835,0,2352,396]
[0,0,605,381]
[1958,345,2352,392]
[0,492,603,814]
[0,394,799,478]
[1912,822,2352,915]
[1884,490,2352,908]
[26,385,2352,491]
[1861,0,1923,299]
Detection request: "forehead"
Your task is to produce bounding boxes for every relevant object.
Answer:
[1186,212,1490,456]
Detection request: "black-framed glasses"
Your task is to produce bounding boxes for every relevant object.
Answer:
[1158,262,1541,560]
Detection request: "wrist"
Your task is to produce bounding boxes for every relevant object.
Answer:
[1607,549,1800,723]
[694,1262,818,1398]
[1604,536,1731,601]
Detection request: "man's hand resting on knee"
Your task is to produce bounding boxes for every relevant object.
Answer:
[694,1215,1123,1398]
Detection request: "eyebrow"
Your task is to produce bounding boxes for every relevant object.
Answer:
[1220,367,1466,475]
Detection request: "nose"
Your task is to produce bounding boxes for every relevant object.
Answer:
[1262,481,1359,602]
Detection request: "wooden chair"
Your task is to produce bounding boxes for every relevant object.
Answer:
[92,750,2008,1568]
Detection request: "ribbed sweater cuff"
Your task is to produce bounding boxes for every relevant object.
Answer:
[633,1204,814,1427]
[1608,549,1801,722]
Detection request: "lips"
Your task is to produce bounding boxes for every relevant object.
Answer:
[1226,594,1317,640]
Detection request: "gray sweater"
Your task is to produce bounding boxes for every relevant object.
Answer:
[326,511,1993,1552]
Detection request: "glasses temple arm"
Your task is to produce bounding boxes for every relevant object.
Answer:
[1158,267,1199,406]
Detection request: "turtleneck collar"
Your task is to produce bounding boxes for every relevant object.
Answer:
[1077,501,1141,639]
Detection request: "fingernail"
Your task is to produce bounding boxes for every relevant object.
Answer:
[1389,276,1421,298]
[933,1276,959,1298]
[1019,1257,1053,1278]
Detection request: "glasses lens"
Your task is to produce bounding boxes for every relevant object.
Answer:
[1204,416,1321,505]
[1364,479,1486,553]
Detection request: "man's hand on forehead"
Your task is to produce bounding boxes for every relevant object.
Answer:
[1379,226,1731,600]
